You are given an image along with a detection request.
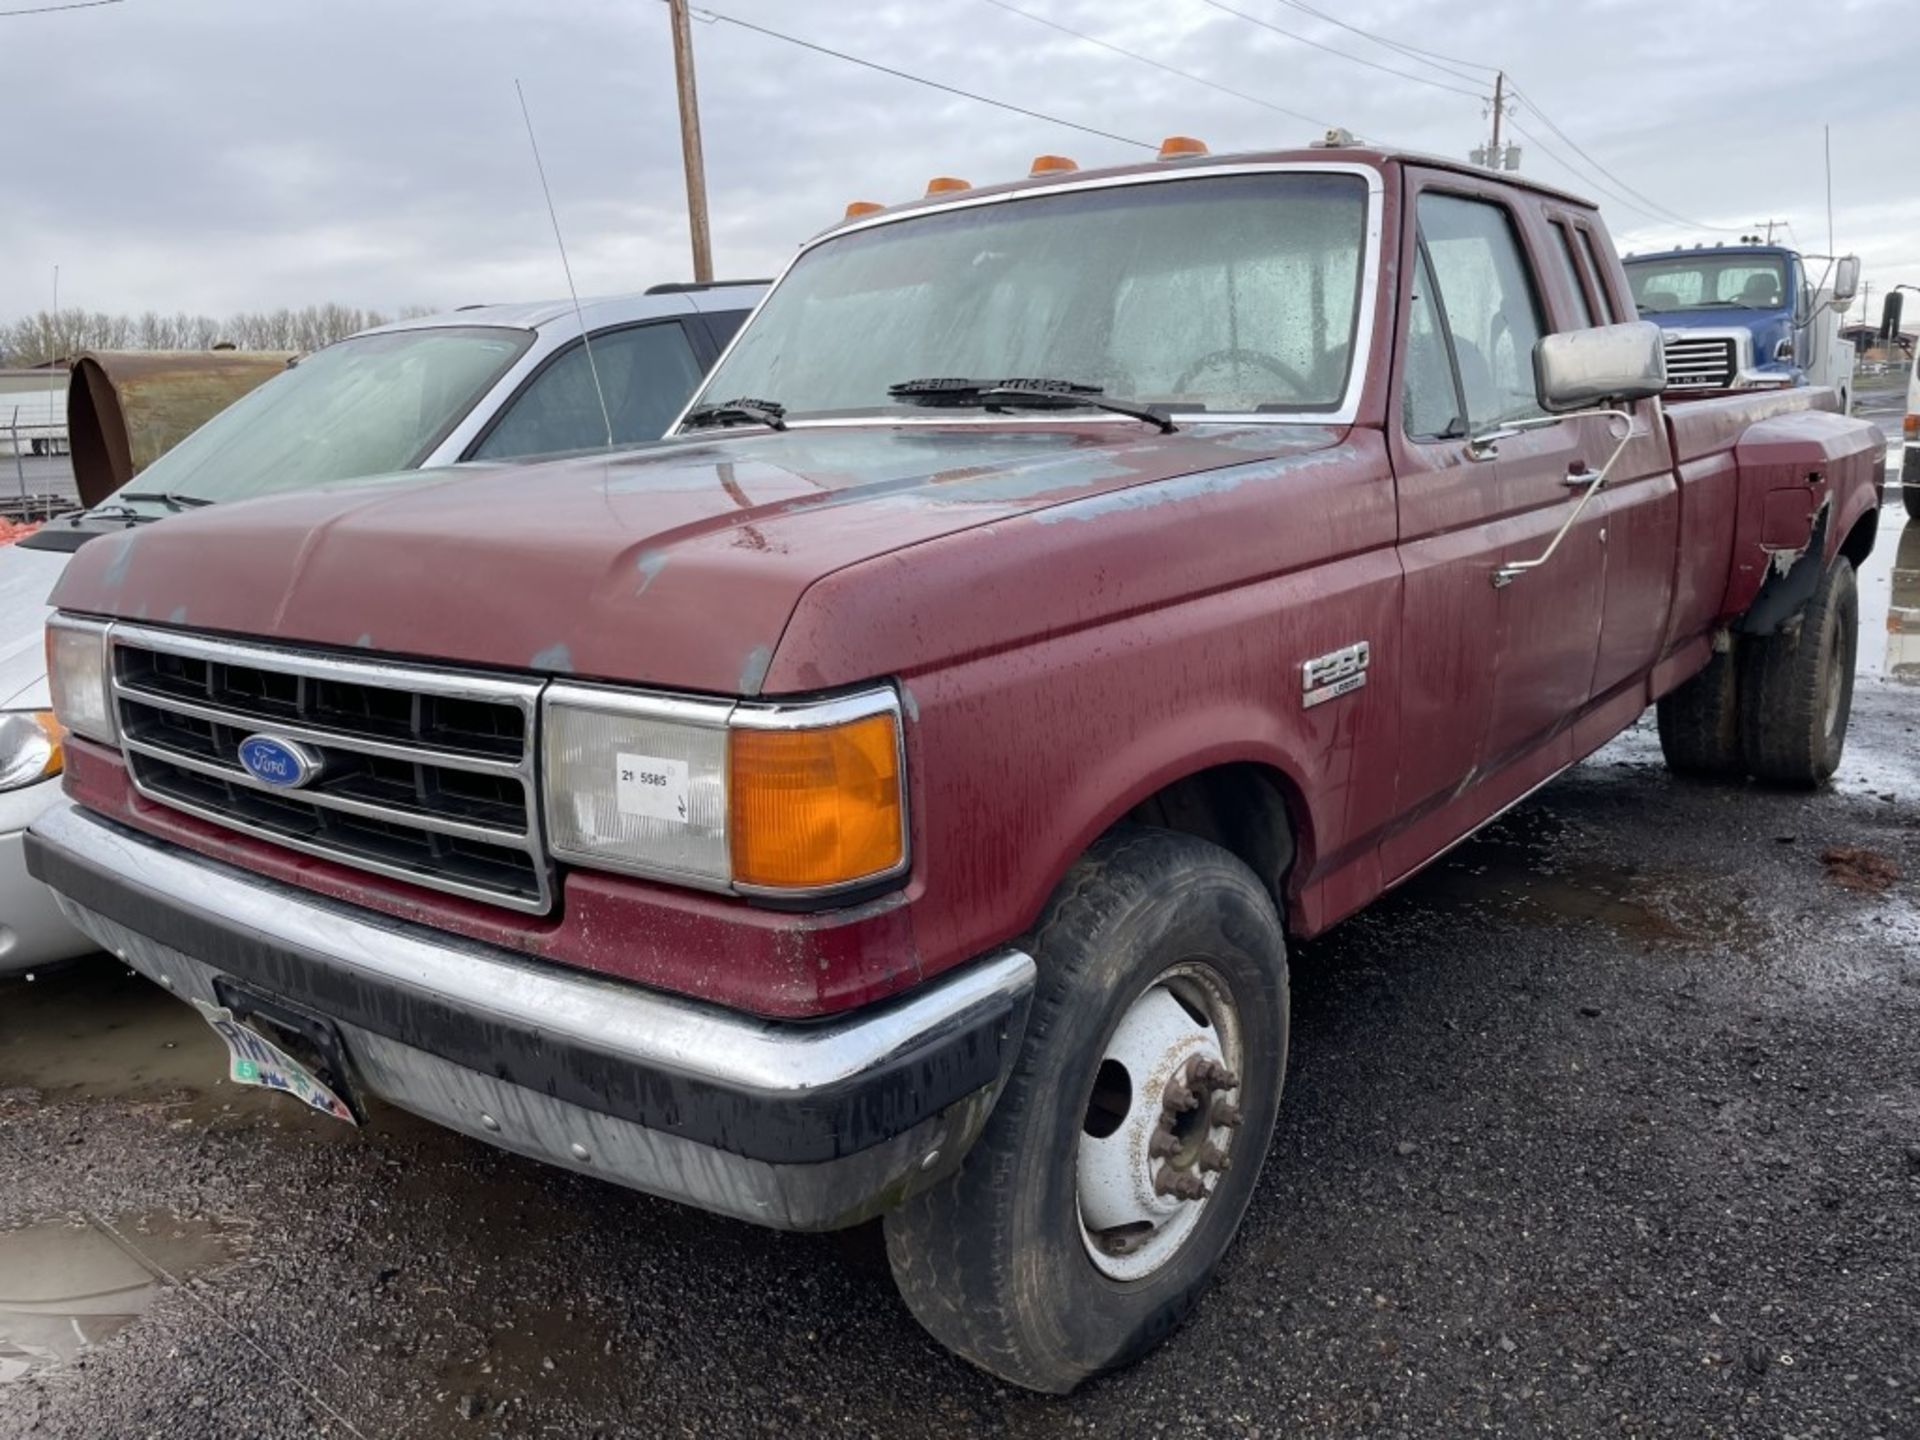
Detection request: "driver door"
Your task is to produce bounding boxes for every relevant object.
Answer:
[1383,170,1607,880]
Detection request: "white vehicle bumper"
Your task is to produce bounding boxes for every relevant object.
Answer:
[0,777,95,974]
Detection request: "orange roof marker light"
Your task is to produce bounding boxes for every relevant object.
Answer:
[1158,135,1209,160]
[844,200,885,219]
[1029,154,1078,177]
[925,176,972,196]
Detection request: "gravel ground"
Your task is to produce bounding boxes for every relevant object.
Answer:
[2,527,1916,1439]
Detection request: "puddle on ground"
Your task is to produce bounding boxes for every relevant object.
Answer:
[0,1216,237,1385]
[1411,806,1775,953]
[0,959,235,1109]
[0,958,363,1135]
[1856,496,1918,683]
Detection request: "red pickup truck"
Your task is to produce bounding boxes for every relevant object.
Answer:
[27,139,1883,1392]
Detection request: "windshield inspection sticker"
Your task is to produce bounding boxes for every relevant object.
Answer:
[617,753,690,823]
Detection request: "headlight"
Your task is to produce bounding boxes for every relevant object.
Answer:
[45,614,116,744]
[543,684,907,899]
[0,711,63,792]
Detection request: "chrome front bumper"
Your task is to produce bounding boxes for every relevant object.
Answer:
[26,800,1034,1231]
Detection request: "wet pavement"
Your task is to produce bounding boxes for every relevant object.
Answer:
[2,501,1917,1439]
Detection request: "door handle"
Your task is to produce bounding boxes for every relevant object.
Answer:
[1562,465,1597,488]
[1492,411,1634,589]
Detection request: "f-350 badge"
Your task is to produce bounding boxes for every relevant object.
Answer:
[1302,641,1370,708]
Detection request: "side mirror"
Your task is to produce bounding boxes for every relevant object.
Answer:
[1533,321,1666,414]
[1832,255,1861,305]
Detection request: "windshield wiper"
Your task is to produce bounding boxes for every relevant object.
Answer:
[682,397,787,432]
[887,377,1177,434]
[65,503,149,526]
[120,489,215,511]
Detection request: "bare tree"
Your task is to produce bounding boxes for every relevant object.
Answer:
[0,303,426,366]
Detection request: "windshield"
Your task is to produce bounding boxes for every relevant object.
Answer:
[1625,255,1788,313]
[691,171,1370,421]
[104,325,531,510]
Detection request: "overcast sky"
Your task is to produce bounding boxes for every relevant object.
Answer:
[5,0,1917,327]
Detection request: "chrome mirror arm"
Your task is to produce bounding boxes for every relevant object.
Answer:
[1491,407,1638,589]
[1464,411,1565,461]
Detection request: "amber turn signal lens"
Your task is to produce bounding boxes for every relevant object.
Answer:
[1905,412,1918,437]
[1157,135,1208,159]
[844,200,885,218]
[925,176,972,195]
[1029,154,1078,176]
[37,711,65,775]
[729,712,904,891]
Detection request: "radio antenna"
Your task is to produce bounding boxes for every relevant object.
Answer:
[515,79,613,449]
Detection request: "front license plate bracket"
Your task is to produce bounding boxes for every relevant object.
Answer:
[203,978,366,1124]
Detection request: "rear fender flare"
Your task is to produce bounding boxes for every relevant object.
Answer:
[1734,502,1830,637]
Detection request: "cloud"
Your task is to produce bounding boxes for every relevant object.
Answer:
[3,0,1916,325]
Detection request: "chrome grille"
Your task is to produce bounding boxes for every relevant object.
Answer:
[109,625,551,913]
[1662,334,1736,390]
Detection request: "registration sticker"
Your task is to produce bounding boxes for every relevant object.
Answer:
[616,752,690,824]
[190,1001,357,1125]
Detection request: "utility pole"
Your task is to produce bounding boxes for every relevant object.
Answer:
[1469,72,1518,171]
[667,0,714,283]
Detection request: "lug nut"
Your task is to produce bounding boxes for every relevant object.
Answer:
[1151,1167,1208,1201]
[1162,1079,1199,1114]
[1148,1126,1179,1159]
[1212,1100,1242,1128]
[1198,1143,1231,1174]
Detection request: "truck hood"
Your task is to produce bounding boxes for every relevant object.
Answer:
[51,423,1345,696]
[1646,306,1792,352]
[0,541,72,710]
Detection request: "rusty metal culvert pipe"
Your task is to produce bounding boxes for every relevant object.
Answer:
[66,349,298,507]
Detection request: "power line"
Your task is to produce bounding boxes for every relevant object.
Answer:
[1242,0,1740,237]
[1504,80,1742,233]
[1199,0,1484,101]
[1266,0,1495,84]
[0,0,122,14]
[683,4,1155,151]
[980,0,1339,133]
[1504,118,1691,231]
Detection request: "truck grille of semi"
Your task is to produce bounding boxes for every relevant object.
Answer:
[1662,335,1737,390]
[109,626,551,914]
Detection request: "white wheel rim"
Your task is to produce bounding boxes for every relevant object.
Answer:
[1076,962,1244,1282]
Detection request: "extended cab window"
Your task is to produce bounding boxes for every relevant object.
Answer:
[475,321,705,461]
[1575,228,1620,322]
[1550,222,1595,329]
[1417,193,1547,427]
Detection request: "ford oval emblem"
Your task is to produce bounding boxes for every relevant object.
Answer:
[237,734,324,789]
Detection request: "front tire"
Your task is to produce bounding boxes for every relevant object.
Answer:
[884,826,1288,1393]
[1739,555,1858,786]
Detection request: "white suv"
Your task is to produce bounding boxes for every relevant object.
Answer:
[0,283,763,973]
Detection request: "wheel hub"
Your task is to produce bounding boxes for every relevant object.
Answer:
[1077,965,1243,1281]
